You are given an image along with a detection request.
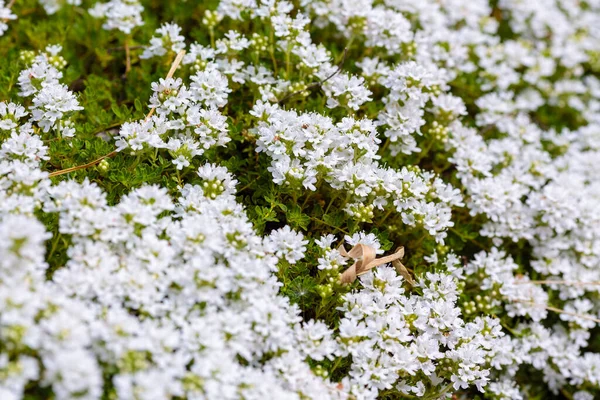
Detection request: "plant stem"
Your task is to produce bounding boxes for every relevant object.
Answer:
[209,28,215,49]
[47,232,62,259]
[49,150,118,178]
[285,43,292,79]
[301,192,313,210]
[269,29,278,76]
[123,37,131,78]
[324,193,338,215]
[380,137,391,154]
[310,217,349,235]
[329,357,343,374]
[47,50,186,178]
[377,207,394,225]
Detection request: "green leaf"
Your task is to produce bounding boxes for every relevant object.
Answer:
[111,103,123,119]
[287,205,310,231]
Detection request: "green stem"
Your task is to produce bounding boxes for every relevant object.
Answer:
[560,388,573,400]
[237,181,253,193]
[209,28,215,49]
[500,321,519,336]
[310,217,349,235]
[286,43,292,79]
[329,357,343,374]
[175,168,183,186]
[301,192,312,210]
[380,137,391,154]
[415,137,435,164]
[47,232,62,260]
[340,191,352,211]
[377,207,394,225]
[324,193,338,215]
[253,50,260,66]
[269,28,278,76]
[344,35,356,56]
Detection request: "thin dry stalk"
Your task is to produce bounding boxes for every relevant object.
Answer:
[514,280,600,287]
[512,299,600,324]
[123,39,132,77]
[48,50,186,178]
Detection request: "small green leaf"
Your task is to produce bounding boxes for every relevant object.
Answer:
[111,103,122,119]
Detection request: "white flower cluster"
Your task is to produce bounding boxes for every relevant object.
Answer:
[265,225,308,264]
[16,46,82,138]
[0,109,344,399]
[38,0,81,15]
[413,2,600,393]
[126,2,600,395]
[213,0,374,110]
[337,267,506,399]
[115,72,231,169]
[0,0,16,36]
[375,62,452,155]
[252,103,462,242]
[3,0,600,398]
[297,0,600,396]
[89,0,144,34]
[140,22,186,59]
[461,249,600,396]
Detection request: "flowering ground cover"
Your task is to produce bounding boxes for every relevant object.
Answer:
[2,0,600,399]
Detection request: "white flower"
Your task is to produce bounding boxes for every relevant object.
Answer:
[89,0,144,34]
[0,1,16,36]
[30,83,82,133]
[141,23,186,59]
[38,0,81,15]
[189,65,231,108]
[115,116,168,152]
[264,225,308,264]
[18,58,63,97]
[0,102,27,131]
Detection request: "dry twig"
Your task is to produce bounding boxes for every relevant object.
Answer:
[514,279,600,287]
[512,299,600,324]
[48,50,186,178]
